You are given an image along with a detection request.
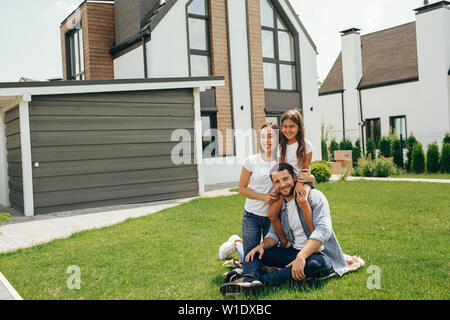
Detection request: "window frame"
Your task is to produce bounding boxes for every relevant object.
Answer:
[365,117,382,147]
[201,111,218,158]
[65,27,85,80]
[186,0,211,77]
[389,115,408,147]
[261,0,297,92]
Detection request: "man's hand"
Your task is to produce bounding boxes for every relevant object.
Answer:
[286,255,306,281]
[245,244,265,263]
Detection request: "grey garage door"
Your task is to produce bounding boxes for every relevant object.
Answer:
[27,88,198,214]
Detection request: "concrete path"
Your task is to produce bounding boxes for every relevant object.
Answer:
[330,175,450,184]
[0,187,237,254]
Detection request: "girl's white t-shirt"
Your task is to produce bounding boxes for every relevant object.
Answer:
[283,138,314,175]
[242,153,278,217]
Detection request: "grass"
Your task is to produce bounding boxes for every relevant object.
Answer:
[0,181,448,300]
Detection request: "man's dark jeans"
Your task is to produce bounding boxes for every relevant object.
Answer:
[246,247,334,286]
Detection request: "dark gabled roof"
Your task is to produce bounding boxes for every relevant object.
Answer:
[319,22,419,95]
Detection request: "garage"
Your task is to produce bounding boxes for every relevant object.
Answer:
[0,77,224,215]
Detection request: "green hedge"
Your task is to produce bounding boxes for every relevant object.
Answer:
[440,143,450,173]
[310,162,332,183]
[411,143,425,173]
[426,143,440,173]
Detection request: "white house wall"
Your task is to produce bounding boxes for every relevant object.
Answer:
[113,45,145,79]
[360,81,421,142]
[146,0,190,78]
[319,93,344,143]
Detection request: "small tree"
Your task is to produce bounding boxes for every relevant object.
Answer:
[379,136,391,158]
[426,143,440,173]
[440,143,450,173]
[405,135,418,171]
[411,143,425,173]
[321,138,328,161]
[329,138,339,161]
[391,137,404,168]
[366,138,376,160]
[352,139,362,166]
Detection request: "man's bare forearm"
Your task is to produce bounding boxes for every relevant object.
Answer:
[261,237,278,250]
[298,239,322,260]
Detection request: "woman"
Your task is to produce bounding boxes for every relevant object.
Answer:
[238,122,280,274]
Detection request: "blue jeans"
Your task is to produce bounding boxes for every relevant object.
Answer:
[247,247,333,286]
[242,210,271,276]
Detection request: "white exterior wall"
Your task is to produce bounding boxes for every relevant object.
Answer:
[361,81,421,141]
[113,45,145,79]
[146,0,190,78]
[279,0,321,160]
[0,109,10,206]
[415,6,450,148]
[318,93,344,144]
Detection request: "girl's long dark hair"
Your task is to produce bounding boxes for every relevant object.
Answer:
[279,109,306,168]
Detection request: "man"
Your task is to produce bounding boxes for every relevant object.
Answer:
[220,163,347,296]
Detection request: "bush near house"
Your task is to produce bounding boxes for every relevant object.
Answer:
[352,139,362,166]
[378,136,392,158]
[353,156,375,177]
[366,138,376,160]
[310,162,332,183]
[426,143,440,173]
[411,143,425,173]
[329,139,339,161]
[391,137,404,168]
[0,213,10,226]
[405,135,418,171]
[353,156,397,177]
[321,138,329,161]
[339,138,353,151]
[440,143,450,173]
[443,132,450,145]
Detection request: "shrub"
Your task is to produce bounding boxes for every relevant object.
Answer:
[0,213,11,226]
[443,133,450,145]
[391,138,404,168]
[379,136,392,158]
[366,138,376,160]
[411,143,425,173]
[339,138,353,151]
[405,135,418,171]
[440,143,450,173]
[310,162,332,183]
[321,138,328,161]
[356,156,376,177]
[426,143,440,173]
[373,158,398,177]
[352,139,362,166]
[329,139,339,161]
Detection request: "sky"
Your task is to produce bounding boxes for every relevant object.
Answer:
[0,0,428,82]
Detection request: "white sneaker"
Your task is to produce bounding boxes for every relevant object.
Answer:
[218,235,241,260]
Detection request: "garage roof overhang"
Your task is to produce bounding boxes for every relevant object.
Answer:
[0,76,225,112]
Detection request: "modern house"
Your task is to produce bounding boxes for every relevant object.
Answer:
[319,1,450,153]
[59,0,322,185]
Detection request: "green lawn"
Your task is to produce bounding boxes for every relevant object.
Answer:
[0,181,448,300]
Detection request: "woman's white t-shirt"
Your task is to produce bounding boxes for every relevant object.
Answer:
[283,139,314,175]
[242,153,278,217]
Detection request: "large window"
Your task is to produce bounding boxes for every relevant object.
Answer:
[261,0,296,91]
[201,113,217,158]
[66,27,85,80]
[366,118,381,147]
[390,116,407,147]
[187,0,211,76]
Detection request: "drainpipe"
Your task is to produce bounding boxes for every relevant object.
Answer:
[341,91,346,140]
[141,26,151,78]
[358,88,365,154]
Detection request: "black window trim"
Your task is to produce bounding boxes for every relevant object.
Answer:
[65,26,85,81]
[261,0,297,91]
[201,111,218,158]
[186,0,211,77]
[389,115,408,147]
[365,117,381,147]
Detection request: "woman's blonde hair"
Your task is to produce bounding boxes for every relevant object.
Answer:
[279,109,306,168]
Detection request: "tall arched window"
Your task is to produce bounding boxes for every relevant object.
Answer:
[260,0,296,90]
[187,0,211,76]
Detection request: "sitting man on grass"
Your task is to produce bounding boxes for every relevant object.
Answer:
[220,163,347,296]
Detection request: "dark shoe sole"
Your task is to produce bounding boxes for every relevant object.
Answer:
[220,282,264,297]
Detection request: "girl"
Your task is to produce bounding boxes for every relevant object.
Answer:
[237,122,280,273]
[268,109,315,248]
